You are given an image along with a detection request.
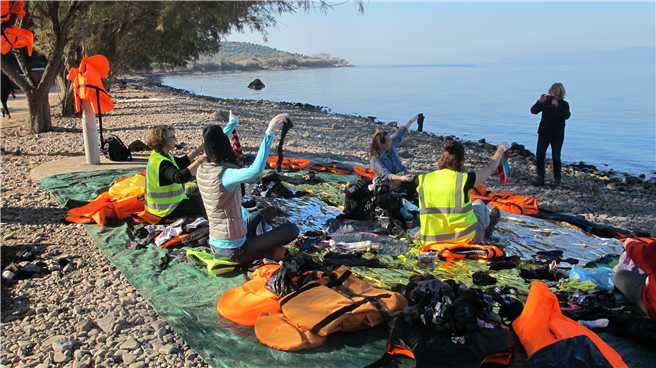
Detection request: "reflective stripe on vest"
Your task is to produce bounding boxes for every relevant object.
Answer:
[144,151,187,217]
[417,170,477,244]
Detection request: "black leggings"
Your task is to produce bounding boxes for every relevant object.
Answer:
[614,269,648,316]
[230,222,299,264]
[162,192,207,222]
[1,94,9,118]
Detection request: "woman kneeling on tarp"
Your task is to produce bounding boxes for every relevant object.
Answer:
[369,115,419,200]
[144,124,207,221]
[197,113,299,264]
[614,238,656,319]
[417,140,510,245]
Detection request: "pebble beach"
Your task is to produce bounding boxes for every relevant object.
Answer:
[1,74,656,368]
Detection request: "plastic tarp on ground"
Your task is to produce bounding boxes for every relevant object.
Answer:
[37,166,656,368]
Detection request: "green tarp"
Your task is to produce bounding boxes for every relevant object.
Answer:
[37,165,656,368]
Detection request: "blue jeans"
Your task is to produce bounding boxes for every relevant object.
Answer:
[536,135,564,179]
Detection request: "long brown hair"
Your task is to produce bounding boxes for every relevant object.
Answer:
[438,140,465,172]
[369,130,389,159]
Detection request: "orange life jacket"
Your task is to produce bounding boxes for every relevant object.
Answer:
[470,184,538,215]
[68,55,114,115]
[512,281,627,368]
[419,243,505,261]
[66,193,144,226]
[254,266,407,351]
[1,25,33,55]
[353,165,376,178]
[1,1,25,23]
[265,156,311,171]
[218,264,282,326]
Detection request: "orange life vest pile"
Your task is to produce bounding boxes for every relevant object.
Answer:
[1,1,33,56]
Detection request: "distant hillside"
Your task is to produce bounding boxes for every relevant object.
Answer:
[499,46,655,64]
[190,41,352,72]
[212,41,306,60]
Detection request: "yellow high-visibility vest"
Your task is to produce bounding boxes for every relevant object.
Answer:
[144,151,188,217]
[417,170,477,245]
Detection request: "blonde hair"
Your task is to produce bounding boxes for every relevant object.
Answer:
[549,83,566,100]
[146,125,175,151]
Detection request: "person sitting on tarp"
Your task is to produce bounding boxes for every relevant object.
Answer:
[197,113,300,264]
[417,140,510,245]
[614,238,656,319]
[369,114,419,200]
[144,124,207,221]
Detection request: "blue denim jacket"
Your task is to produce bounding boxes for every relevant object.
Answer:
[370,126,409,185]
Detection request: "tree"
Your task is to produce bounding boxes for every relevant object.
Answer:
[1,1,363,133]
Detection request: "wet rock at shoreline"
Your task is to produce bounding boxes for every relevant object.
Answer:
[247,78,265,90]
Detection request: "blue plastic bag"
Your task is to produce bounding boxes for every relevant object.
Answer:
[569,267,615,290]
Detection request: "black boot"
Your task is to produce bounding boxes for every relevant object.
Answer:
[532,175,545,186]
[485,207,501,239]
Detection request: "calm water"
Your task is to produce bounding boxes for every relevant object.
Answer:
[162,63,655,176]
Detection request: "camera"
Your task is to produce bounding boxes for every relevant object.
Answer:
[544,95,555,102]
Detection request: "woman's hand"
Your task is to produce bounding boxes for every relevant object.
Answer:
[498,141,510,153]
[551,99,558,107]
[229,109,238,124]
[266,113,289,135]
[401,174,414,182]
[539,94,546,102]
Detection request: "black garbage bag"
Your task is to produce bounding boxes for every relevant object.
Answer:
[265,266,298,298]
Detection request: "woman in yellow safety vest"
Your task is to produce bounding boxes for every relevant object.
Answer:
[144,125,206,221]
[417,140,510,246]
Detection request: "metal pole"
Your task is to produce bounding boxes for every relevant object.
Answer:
[81,99,100,165]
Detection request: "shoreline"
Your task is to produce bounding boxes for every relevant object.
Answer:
[1,73,655,367]
[155,72,652,180]
[157,69,654,179]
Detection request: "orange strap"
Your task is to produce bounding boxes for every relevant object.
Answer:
[308,164,350,175]
[419,243,505,261]
[266,156,311,171]
[158,234,189,248]
[354,166,376,178]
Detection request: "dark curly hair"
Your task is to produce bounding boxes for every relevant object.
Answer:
[438,140,465,172]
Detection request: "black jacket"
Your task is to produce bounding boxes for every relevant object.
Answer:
[531,99,571,138]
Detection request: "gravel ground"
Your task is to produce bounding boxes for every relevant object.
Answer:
[1,74,655,368]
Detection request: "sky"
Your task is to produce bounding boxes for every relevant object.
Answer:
[226,1,656,65]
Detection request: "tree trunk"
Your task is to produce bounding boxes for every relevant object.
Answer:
[56,73,76,116]
[26,88,52,134]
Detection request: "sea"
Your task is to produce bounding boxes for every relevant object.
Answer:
[162,63,655,177]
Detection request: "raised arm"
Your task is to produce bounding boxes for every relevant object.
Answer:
[221,113,289,191]
[473,142,509,187]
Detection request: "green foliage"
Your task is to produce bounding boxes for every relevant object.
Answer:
[192,41,350,70]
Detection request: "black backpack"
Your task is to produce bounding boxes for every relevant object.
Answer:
[102,134,132,161]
